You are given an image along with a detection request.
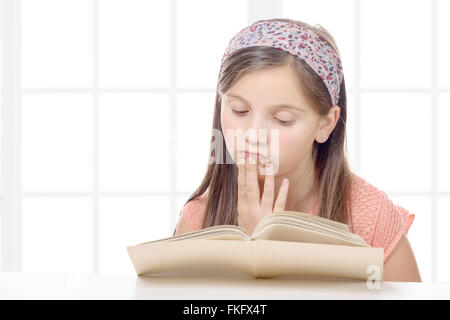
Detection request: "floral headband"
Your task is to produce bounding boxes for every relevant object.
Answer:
[221,20,344,106]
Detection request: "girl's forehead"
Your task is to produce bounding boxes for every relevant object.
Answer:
[223,89,311,114]
[224,91,307,113]
[221,66,317,112]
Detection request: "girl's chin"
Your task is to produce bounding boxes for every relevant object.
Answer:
[258,162,279,176]
[233,158,265,166]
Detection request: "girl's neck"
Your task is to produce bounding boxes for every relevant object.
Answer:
[273,157,318,214]
[257,156,318,214]
[285,166,318,213]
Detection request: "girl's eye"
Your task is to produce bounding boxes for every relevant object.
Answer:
[232,109,248,116]
[276,119,292,125]
[232,109,293,125]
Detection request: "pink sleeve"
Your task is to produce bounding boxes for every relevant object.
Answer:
[371,191,415,262]
[178,197,207,232]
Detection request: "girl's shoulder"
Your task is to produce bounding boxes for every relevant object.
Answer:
[348,172,415,262]
[178,192,208,232]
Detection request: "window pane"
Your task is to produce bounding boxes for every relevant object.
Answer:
[99,196,170,274]
[99,0,170,87]
[22,93,93,192]
[99,93,171,192]
[438,197,450,282]
[282,0,356,90]
[21,197,93,272]
[438,94,450,192]
[438,0,450,87]
[175,92,214,193]
[360,93,431,192]
[389,195,432,282]
[22,0,93,87]
[176,0,247,88]
[360,0,431,87]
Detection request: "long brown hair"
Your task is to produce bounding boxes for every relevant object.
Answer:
[173,18,352,235]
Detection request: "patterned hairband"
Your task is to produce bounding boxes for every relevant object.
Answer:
[221,21,344,106]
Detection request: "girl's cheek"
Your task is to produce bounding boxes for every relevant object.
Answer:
[274,131,306,173]
[221,114,241,162]
[221,111,239,133]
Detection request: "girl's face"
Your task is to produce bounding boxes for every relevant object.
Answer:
[220,64,334,180]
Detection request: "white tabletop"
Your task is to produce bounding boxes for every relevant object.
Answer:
[1,272,449,300]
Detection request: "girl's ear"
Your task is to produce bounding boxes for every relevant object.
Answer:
[315,105,340,143]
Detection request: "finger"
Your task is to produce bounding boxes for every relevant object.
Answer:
[246,156,260,206]
[260,162,275,213]
[237,154,247,211]
[273,178,289,213]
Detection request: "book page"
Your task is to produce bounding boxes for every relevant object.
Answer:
[253,224,368,247]
[253,217,366,243]
[269,211,349,231]
[251,211,368,247]
[137,225,250,245]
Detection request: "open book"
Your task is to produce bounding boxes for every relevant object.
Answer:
[127,211,384,281]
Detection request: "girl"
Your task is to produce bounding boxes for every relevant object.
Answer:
[173,18,421,282]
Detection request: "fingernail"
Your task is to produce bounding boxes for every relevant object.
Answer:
[283,178,289,186]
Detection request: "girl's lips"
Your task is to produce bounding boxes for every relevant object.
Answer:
[238,150,267,163]
[245,151,261,158]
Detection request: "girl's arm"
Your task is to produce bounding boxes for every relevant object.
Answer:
[383,232,422,282]
[174,215,191,236]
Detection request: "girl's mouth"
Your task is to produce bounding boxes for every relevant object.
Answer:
[238,150,267,164]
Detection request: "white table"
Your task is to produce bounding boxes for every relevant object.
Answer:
[1,272,449,300]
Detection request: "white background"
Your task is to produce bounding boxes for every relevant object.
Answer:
[1,0,449,282]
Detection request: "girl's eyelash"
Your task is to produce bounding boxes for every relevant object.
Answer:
[232,109,293,125]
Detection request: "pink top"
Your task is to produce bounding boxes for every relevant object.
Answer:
[178,172,415,262]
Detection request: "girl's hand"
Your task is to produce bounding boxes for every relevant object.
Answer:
[236,156,289,235]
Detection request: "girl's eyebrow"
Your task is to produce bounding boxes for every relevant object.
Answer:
[225,92,305,112]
